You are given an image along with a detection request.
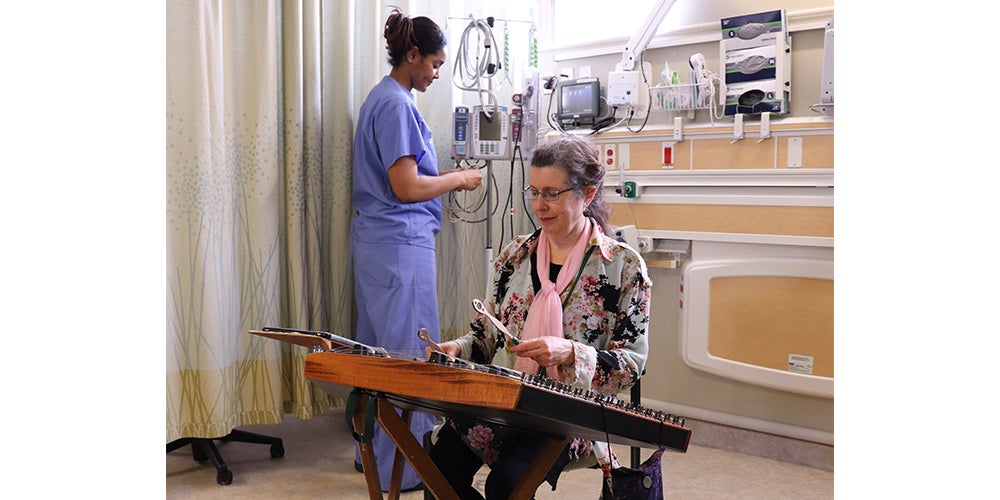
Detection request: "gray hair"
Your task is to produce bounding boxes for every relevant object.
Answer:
[530,135,611,234]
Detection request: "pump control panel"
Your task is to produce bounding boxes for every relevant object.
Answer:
[451,106,470,159]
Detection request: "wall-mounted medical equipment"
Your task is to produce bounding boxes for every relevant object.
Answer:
[720,9,790,116]
[820,19,833,106]
[617,0,679,73]
[452,105,512,161]
[607,71,639,108]
[608,0,679,120]
[688,53,716,109]
[513,70,540,161]
[556,77,601,125]
[810,18,834,116]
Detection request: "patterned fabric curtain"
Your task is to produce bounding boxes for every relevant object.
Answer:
[166,0,355,442]
[165,0,533,443]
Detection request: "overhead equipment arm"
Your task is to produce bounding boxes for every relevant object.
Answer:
[618,0,679,71]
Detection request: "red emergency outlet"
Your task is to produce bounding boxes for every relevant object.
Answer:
[662,145,673,166]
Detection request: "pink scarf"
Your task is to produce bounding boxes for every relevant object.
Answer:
[515,219,594,379]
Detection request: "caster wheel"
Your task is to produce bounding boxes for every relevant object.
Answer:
[216,469,233,485]
[270,444,285,458]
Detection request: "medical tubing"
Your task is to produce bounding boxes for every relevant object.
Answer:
[453,15,500,118]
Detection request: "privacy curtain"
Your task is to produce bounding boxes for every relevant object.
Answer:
[166,0,357,442]
[166,0,532,443]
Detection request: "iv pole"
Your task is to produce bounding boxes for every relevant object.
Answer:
[484,160,492,296]
[451,14,535,296]
[452,15,500,297]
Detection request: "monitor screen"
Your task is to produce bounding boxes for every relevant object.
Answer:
[478,110,502,140]
[557,78,600,121]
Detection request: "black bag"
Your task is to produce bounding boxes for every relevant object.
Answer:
[600,447,664,500]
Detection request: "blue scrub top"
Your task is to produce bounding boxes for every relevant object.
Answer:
[351,76,441,249]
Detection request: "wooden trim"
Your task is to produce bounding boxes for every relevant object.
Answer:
[693,138,774,170]
[609,203,833,237]
[593,121,833,140]
[592,122,833,171]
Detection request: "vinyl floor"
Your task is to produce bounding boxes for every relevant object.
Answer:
[166,409,834,499]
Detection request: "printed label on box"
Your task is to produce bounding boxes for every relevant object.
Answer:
[724,80,786,115]
[725,45,777,84]
[721,9,786,51]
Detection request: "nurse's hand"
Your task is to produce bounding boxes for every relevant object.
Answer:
[449,168,483,191]
[425,340,461,360]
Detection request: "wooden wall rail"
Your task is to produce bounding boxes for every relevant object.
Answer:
[592,121,833,171]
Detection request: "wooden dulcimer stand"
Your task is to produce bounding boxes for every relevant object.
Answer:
[250,328,691,500]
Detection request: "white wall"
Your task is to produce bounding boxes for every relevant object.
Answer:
[422,0,836,443]
[535,0,836,443]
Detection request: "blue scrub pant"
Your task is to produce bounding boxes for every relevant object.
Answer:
[352,240,440,490]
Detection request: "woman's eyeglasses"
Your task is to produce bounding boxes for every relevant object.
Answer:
[523,186,575,201]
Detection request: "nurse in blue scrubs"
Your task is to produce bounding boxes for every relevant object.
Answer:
[350,7,483,492]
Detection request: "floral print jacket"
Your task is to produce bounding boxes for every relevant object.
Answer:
[448,223,652,467]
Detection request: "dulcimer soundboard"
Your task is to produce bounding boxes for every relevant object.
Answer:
[252,327,692,453]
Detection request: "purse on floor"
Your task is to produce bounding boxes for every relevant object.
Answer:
[599,447,665,500]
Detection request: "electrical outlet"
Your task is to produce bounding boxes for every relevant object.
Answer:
[661,142,674,168]
[602,144,617,170]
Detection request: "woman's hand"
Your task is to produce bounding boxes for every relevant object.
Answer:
[444,168,483,191]
[425,340,461,359]
[510,337,574,367]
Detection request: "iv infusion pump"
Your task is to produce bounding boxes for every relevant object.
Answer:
[451,105,511,160]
